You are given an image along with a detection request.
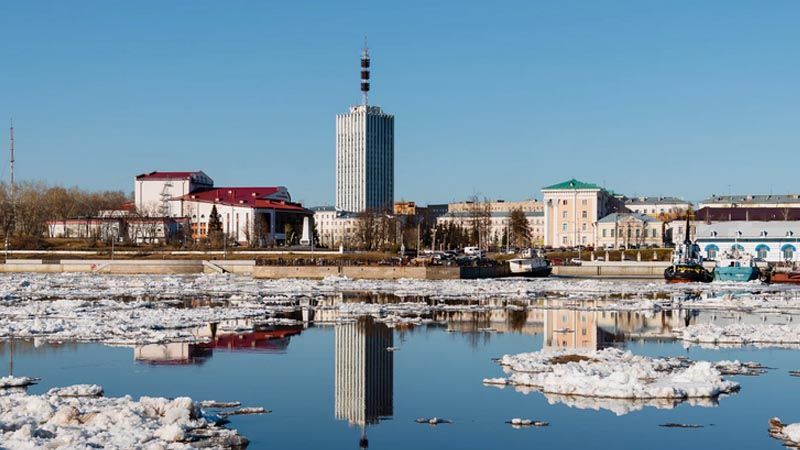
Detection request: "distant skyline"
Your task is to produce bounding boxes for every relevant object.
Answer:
[1,1,799,206]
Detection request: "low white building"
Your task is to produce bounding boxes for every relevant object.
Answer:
[696,221,800,262]
[175,186,310,245]
[624,196,691,218]
[436,210,545,247]
[595,213,662,249]
[47,217,187,244]
[313,207,359,248]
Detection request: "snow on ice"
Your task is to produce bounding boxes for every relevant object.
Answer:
[484,348,740,415]
[0,384,248,449]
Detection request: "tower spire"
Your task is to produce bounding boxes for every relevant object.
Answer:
[360,38,370,106]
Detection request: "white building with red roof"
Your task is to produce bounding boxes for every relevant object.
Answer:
[175,186,310,244]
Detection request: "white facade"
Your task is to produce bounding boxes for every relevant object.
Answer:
[313,207,359,248]
[134,171,213,217]
[336,105,394,213]
[696,221,800,262]
[625,196,691,218]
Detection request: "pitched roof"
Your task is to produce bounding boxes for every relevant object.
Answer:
[542,179,601,191]
[177,187,281,206]
[597,212,659,223]
[700,194,800,205]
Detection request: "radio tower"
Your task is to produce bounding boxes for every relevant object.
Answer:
[360,38,370,106]
[9,118,14,198]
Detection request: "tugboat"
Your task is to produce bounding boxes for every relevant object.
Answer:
[508,248,552,277]
[664,213,713,283]
[713,251,761,282]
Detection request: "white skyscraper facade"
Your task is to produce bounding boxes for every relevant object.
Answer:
[335,45,395,213]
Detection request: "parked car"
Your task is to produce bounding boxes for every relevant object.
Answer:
[569,258,583,266]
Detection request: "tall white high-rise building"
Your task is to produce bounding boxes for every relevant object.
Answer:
[335,44,395,213]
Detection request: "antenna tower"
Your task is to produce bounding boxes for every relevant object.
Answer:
[9,119,14,198]
[360,38,370,106]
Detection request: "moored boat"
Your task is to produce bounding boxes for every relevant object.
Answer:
[508,249,552,278]
[765,264,800,284]
[664,213,713,283]
[713,253,760,282]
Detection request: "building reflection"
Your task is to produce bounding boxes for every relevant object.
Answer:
[334,316,394,449]
[133,320,303,365]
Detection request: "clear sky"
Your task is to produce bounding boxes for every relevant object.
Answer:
[0,1,798,206]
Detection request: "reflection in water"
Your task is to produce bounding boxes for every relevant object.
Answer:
[133,321,303,365]
[544,309,623,350]
[335,317,394,449]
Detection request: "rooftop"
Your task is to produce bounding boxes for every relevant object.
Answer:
[136,171,206,181]
[542,179,602,191]
[701,194,800,205]
[625,196,690,205]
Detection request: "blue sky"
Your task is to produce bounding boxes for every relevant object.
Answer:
[0,1,798,206]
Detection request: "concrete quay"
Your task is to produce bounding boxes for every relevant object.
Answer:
[0,259,692,280]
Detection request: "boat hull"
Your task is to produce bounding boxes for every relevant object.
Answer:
[713,267,760,282]
[664,264,713,283]
[770,271,800,284]
[508,266,552,278]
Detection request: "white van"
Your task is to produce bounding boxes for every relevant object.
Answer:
[463,246,482,256]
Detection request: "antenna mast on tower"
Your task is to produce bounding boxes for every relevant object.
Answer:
[9,118,14,198]
[360,38,370,106]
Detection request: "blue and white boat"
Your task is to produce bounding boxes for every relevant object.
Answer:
[713,252,761,282]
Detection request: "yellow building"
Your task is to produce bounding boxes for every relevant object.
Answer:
[542,179,626,247]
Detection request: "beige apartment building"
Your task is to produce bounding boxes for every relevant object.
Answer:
[542,179,626,247]
[595,213,662,249]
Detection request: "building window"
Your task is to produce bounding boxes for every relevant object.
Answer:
[611,229,615,237]
[582,211,587,219]
[757,247,768,259]
[783,246,796,261]
[707,248,717,260]
[602,229,607,237]
[562,200,568,205]
[652,229,657,238]
[562,211,568,218]
[562,223,568,232]
[582,223,587,231]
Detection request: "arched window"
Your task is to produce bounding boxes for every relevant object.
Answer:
[705,244,719,260]
[755,244,770,259]
[782,244,796,261]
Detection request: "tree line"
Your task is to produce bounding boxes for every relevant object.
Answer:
[0,182,129,247]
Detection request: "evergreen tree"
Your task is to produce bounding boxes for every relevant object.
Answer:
[207,205,224,247]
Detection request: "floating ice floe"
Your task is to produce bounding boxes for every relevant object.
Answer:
[769,417,800,446]
[507,418,548,428]
[0,384,249,449]
[681,323,800,348]
[0,376,39,389]
[485,348,740,415]
[414,417,452,425]
[46,384,104,398]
